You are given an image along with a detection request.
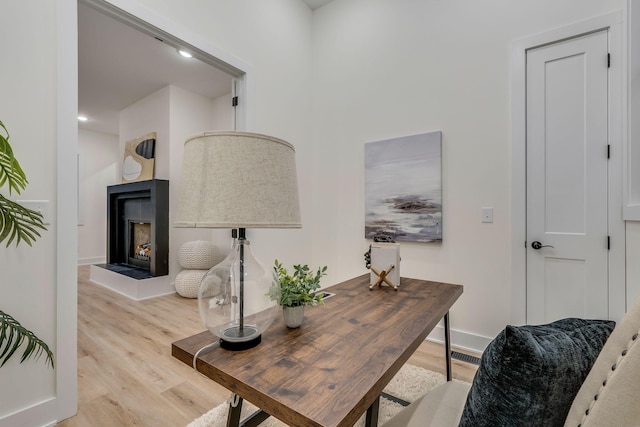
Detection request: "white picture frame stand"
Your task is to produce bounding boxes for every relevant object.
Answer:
[369,242,401,290]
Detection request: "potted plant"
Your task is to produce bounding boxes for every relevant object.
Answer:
[269,260,328,328]
[0,120,53,368]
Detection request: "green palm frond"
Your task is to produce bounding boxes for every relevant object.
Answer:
[0,120,28,195]
[0,310,54,368]
[0,194,46,247]
[0,120,53,369]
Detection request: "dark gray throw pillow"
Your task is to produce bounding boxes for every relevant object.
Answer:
[458,318,615,427]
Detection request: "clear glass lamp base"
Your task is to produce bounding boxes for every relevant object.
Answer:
[198,232,277,352]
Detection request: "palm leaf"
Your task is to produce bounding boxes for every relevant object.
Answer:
[0,120,53,369]
[0,194,46,247]
[0,120,28,195]
[0,310,54,368]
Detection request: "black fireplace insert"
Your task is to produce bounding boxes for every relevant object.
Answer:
[106,179,169,278]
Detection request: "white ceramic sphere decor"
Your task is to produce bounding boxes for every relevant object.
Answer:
[178,240,219,270]
[174,269,209,298]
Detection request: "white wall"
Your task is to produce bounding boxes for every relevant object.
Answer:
[169,87,233,279]
[78,129,119,265]
[0,0,77,425]
[211,93,233,131]
[120,85,171,180]
[623,0,640,309]
[310,0,626,350]
[626,221,640,306]
[0,0,57,417]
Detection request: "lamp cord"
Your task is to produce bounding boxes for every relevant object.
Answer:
[192,340,220,377]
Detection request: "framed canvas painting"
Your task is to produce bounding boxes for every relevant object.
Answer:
[365,131,442,243]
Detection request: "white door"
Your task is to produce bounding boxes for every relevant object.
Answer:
[526,30,609,324]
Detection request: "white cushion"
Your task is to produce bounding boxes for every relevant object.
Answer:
[382,381,470,427]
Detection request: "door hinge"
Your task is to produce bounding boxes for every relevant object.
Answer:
[607,53,611,68]
[232,96,239,107]
[608,236,611,250]
[607,144,611,159]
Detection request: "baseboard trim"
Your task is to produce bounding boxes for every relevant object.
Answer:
[78,256,106,265]
[427,324,491,354]
[0,397,57,427]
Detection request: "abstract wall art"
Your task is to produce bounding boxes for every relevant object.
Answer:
[122,132,156,183]
[365,131,442,243]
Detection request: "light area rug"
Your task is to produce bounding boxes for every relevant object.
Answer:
[188,364,459,427]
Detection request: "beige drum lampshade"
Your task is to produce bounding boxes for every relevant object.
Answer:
[174,131,302,229]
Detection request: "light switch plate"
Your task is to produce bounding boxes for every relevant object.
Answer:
[481,207,493,223]
[17,200,51,225]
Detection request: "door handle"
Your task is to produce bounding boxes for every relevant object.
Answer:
[531,241,554,250]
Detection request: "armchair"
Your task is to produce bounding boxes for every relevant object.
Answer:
[383,298,640,427]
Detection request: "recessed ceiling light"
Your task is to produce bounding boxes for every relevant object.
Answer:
[77,116,88,122]
[178,50,192,58]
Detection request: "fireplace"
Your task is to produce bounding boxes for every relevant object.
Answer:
[106,179,169,278]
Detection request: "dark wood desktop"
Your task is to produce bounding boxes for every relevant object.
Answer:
[172,274,463,427]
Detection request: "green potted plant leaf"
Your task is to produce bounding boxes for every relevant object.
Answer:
[269,259,328,328]
[0,119,53,368]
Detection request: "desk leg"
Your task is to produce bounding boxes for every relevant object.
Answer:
[444,311,452,382]
[365,396,380,427]
[227,394,243,427]
[226,394,272,427]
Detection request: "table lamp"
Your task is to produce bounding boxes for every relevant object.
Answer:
[174,131,301,350]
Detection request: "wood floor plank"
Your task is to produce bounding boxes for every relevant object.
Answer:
[57,266,478,426]
[161,381,229,421]
[63,393,145,426]
[77,355,110,406]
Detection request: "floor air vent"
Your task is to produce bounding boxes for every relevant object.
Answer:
[451,351,481,365]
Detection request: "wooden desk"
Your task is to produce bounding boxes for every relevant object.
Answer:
[172,274,462,427]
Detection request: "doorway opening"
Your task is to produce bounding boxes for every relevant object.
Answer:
[77,0,249,272]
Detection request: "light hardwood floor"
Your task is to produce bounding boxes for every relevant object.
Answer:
[57,266,478,426]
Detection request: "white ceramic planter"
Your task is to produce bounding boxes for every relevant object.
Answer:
[283,305,305,328]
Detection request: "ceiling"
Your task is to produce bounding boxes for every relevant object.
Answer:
[78,3,234,135]
[78,0,333,135]
[303,0,334,9]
